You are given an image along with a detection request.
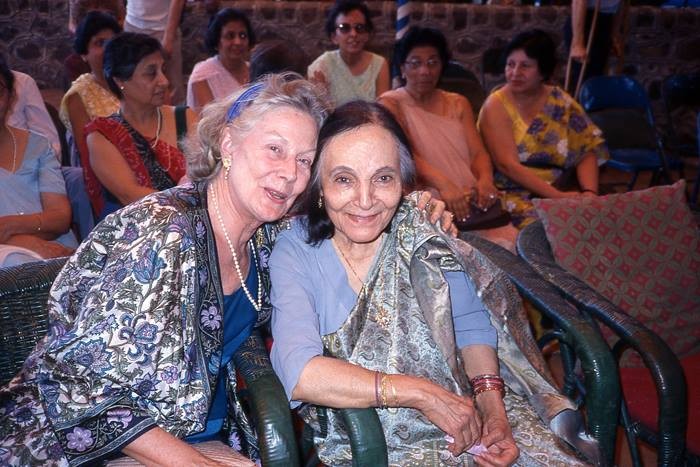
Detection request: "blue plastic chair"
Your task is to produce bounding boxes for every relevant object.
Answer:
[579,76,679,191]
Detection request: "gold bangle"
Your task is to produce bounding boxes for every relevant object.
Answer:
[388,376,399,407]
[379,374,390,408]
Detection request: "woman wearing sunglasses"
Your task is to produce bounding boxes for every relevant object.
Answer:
[308,0,390,107]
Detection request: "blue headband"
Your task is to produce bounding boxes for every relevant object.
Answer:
[225,82,265,123]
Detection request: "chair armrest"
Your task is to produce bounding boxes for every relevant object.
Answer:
[234,331,300,467]
[461,233,619,464]
[338,408,388,467]
[0,257,68,386]
[517,222,688,466]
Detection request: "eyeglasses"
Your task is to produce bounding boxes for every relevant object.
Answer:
[404,58,441,70]
[335,23,369,34]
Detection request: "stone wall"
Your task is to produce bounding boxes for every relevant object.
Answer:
[1,1,699,112]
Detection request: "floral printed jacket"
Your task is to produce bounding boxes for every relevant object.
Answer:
[0,182,274,466]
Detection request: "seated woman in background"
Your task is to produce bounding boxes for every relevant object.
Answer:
[65,0,126,82]
[478,29,608,229]
[60,10,121,168]
[0,58,77,266]
[270,101,599,466]
[379,26,517,247]
[308,0,390,107]
[187,8,254,112]
[85,32,197,221]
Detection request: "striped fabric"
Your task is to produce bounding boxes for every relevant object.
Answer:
[396,0,411,39]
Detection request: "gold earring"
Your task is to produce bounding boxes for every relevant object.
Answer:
[222,157,231,180]
[318,194,323,209]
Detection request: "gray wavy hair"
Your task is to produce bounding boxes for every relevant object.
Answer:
[185,73,331,182]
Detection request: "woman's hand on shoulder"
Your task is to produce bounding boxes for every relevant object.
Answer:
[416,191,458,237]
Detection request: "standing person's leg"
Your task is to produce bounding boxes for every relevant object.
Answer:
[164,27,185,105]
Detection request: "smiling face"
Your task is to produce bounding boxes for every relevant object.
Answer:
[505,48,544,93]
[117,51,168,105]
[401,45,442,96]
[83,28,117,76]
[218,20,250,63]
[320,124,403,246]
[223,106,318,224]
[331,9,369,56]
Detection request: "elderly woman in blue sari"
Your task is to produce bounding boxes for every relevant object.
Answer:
[0,75,330,466]
[270,101,600,466]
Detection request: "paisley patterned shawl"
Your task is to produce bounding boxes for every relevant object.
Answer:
[0,182,272,466]
[307,193,576,466]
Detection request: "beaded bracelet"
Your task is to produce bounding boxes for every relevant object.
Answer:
[36,213,42,232]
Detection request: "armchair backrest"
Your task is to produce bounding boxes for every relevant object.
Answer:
[0,257,67,386]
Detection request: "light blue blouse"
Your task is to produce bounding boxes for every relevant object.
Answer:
[0,131,77,249]
[270,219,497,406]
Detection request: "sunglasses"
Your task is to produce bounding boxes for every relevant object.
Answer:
[335,23,369,34]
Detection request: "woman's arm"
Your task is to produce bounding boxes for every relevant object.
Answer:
[123,427,252,467]
[479,96,579,199]
[375,58,391,98]
[86,131,156,205]
[294,355,482,457]
[460,345,519,465]
[576,152,600,195]
[459,97,500,209]
[0,192,71,243]
[65,93,91,168]
[190,80,215,112]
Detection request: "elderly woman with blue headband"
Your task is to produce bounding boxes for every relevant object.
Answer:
[0,74,454,466]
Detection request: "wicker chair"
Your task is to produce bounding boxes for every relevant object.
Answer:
[517,220,693,466]
[0,258,300,466]
[302,234,616,466]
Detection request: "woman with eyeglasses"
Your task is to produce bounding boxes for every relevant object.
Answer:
[379,26,518,249]
[308,0,390,107]
[187,8,255,112]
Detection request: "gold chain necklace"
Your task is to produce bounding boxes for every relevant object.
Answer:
[209,185,262,311]
[332,238,366,285]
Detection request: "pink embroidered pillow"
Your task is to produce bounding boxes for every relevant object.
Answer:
[533,181,700,367]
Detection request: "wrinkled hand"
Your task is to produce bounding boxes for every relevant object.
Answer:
[417,191,458,237]
[472,179,500,211]
[474,416,519,466]
[418,383,482,457]
[7,235,74,259]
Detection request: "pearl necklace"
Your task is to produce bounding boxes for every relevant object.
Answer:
[209,185,262,312]
[5,125,16,173]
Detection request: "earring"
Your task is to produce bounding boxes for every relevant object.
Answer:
[119,85,125,90]
[222,157,231,180]
[318,194,323,209]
